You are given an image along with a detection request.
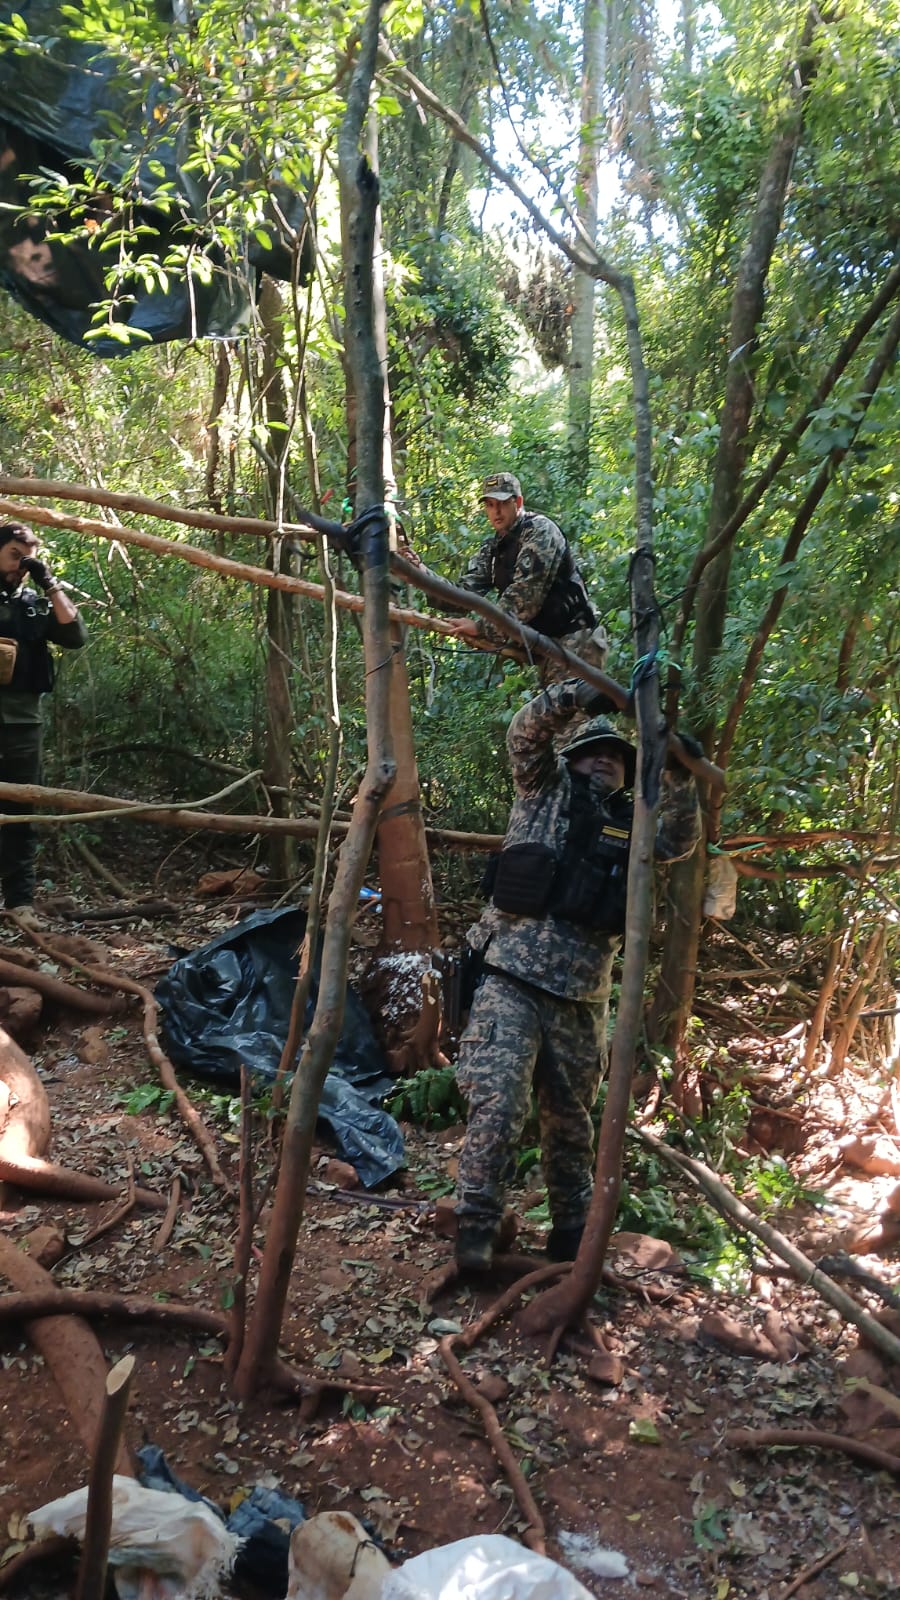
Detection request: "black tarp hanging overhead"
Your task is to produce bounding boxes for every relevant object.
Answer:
[0,1,314,354]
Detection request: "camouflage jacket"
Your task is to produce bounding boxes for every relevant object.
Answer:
[456,510,587,644]
[469,680,701,1002]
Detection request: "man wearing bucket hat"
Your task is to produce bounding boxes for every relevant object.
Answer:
[453,677,700,1273]
[445,472,607,683]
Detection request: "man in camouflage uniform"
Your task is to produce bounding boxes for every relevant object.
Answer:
[454,678,700,1271]
[446,472,607,683]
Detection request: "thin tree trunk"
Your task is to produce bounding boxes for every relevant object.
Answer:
[652,13,819,1057]
[363,105,437,954]
[567,0,605,488]
[258,276,298,887]
[829,926,886,1076]
[378,631,439,950]
[803,930,848,1073]
[518,268,662,1336]
[231,0,394,1401]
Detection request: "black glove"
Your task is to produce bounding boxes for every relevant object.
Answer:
[21,556,55,592]
[578,686,620,716]
[667,729,704,774]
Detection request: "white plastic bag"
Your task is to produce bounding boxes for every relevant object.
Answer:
[702,854,738,919]
[384,1534,596,1600]
[28,1476,242,1600]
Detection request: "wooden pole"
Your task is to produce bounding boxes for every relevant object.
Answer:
[74,1354,136,1600]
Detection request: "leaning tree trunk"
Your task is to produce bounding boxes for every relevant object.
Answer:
[651,12,819,1068]
[232,0,395,1402]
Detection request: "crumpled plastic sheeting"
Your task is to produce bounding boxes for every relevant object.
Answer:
[155,907,404,1188]
[0,0,313,352]
[383,1536,597,1600]
[28,1476,242,1600]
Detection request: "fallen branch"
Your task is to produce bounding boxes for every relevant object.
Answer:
[77,1160,137,1246]
[636,1130,900,1365]
[25,932,231,1193]
[69,834,129,898]
[61,900,179,923]
[728,1426,900,1476]
[151,1178,181,1253]
[778,1542,848,1600]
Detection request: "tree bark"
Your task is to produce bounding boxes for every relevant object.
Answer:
[567,0,606,488]
[231,0,395,1401]
[518,255,665,1336]
[257,277,299,887]
[653,14,819,1057]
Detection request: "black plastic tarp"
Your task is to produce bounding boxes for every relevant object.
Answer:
[155,908,404,1189]
[0,1,313,353]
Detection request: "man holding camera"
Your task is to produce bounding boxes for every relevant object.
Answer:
[0,520,87,929]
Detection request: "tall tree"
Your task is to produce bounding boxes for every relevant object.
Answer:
[651,11,820,1076]
[567,0,607,488]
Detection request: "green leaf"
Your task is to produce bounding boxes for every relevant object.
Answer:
[628,1416,661,1445]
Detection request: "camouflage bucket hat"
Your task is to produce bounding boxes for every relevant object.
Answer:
[560,717,637,787]
[481,471,521,501]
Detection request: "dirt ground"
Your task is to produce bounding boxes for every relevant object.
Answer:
[1,882,898,1599]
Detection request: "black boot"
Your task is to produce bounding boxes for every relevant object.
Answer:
[455,1219,498,1271]
[546,1222,585,1262]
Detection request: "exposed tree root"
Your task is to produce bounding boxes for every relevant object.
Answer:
[439,1334,546,1553]
[0,955,125,1014]
[0,1287,396,1407]
[23,931,232,1192]
[0,1235,134,1479]
[436,1260,568,1551]
[728,1426,900,1475]
[0,1022,165,1209]
[151,1178,182,1253]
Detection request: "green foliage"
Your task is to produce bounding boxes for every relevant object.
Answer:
[386,1065,466,1129]
[116,1082,175,1116]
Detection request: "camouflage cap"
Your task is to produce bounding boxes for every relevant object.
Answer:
[560,717,636,787]
[481,471,522,502]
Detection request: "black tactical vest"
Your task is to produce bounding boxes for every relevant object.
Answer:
[487,776,632,933]
[490,515,595,637]
[0,589,56,694]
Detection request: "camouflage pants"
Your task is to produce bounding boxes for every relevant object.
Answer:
[455,969,608,1232]
[538,620,608,688]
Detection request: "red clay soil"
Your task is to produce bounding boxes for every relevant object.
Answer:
[0,909,898,1600]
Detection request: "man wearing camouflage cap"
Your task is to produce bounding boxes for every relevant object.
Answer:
[446,472,607,682]
[453,678,700,1273]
